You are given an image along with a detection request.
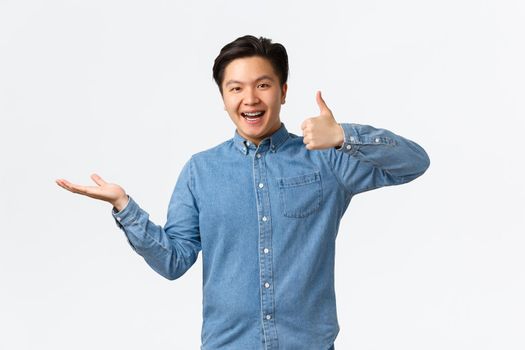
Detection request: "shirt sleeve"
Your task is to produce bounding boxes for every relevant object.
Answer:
[111,158,201,280]
[322,123,430,195]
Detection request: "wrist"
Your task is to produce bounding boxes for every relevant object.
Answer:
[112,195,129,212]
[335,123,345,147]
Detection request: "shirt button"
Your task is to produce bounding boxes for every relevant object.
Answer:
[262,216,268,222]
[263,248,269,254]
[375,137,380,143]
[349,136,355,142]
[266,314,272,320]
[116,217,121,222]
[258,183,264,188]
[345,144,352,150]
[256,153,261,158]
[264,282,270,288]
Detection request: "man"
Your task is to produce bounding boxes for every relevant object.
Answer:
[56,35,430,350]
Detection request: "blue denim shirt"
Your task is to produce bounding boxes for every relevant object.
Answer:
[112,122,429,350]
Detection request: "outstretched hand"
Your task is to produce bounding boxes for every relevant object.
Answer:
[301,91,345,150]
[56,174,129,211]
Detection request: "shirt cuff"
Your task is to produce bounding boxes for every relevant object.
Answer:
[112,195,139,229]
[334,123,360,155]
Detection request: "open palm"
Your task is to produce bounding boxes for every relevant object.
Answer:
[56,174,128,210]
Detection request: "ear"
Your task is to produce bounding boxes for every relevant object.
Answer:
[281,83,288,104]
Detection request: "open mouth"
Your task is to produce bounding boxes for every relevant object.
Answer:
[241,111,265,122]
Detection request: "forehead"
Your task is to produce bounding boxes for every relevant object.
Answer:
[223,56,278,84]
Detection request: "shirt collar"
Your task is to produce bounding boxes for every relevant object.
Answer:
[233,122,289,155]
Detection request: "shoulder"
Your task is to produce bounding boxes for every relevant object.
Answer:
[278,131,304,151]
[184,139,240,177]
[189,139,234,161]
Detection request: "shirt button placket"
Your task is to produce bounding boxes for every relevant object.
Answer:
[254,149,278,348]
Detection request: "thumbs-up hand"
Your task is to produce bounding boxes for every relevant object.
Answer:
[301,91,345,150]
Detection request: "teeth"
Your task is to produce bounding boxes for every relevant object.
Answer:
[243,111,263,117]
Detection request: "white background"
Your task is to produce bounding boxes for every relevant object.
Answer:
[1,0,524,349]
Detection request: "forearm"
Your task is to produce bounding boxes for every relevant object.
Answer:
[112,196,200,280]
[337,123,430,180]
[324,123,430,195]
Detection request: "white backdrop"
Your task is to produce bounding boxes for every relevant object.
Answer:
[1,0,524,349]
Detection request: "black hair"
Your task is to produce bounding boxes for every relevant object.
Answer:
[212,35,289,94]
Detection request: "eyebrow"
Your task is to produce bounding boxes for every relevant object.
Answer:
[224,75,275,86]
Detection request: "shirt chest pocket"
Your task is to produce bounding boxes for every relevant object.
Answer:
[278,171,322,218]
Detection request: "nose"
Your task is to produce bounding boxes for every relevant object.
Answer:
[243,87,260,105]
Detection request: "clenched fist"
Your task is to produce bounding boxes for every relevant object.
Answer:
[301,91,345,150]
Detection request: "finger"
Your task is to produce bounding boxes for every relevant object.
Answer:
[56,179,68,189]
[56,179,108,202]
[57,179,92,195]
[56,179,73,190]
[90,173,107,186]
[316,90,331,114]
[301,117,316,131]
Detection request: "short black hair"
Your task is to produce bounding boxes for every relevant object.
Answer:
[212,35,289,94]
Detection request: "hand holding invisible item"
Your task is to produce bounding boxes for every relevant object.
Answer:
[56,174,129,212]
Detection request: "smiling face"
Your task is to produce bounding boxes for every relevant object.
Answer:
[221,56,287,145]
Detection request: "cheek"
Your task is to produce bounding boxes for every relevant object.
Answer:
[269,96,282,110]
[223,100,238,114]
[270,92,283,106]
[225,104,241,119]
[226,108,237,118]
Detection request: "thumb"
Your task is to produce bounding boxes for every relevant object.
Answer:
[90,173,107,186]
[316,90,331,115]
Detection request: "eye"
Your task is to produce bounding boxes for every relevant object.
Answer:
[257,83,270,89]
[230,87,241,92]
